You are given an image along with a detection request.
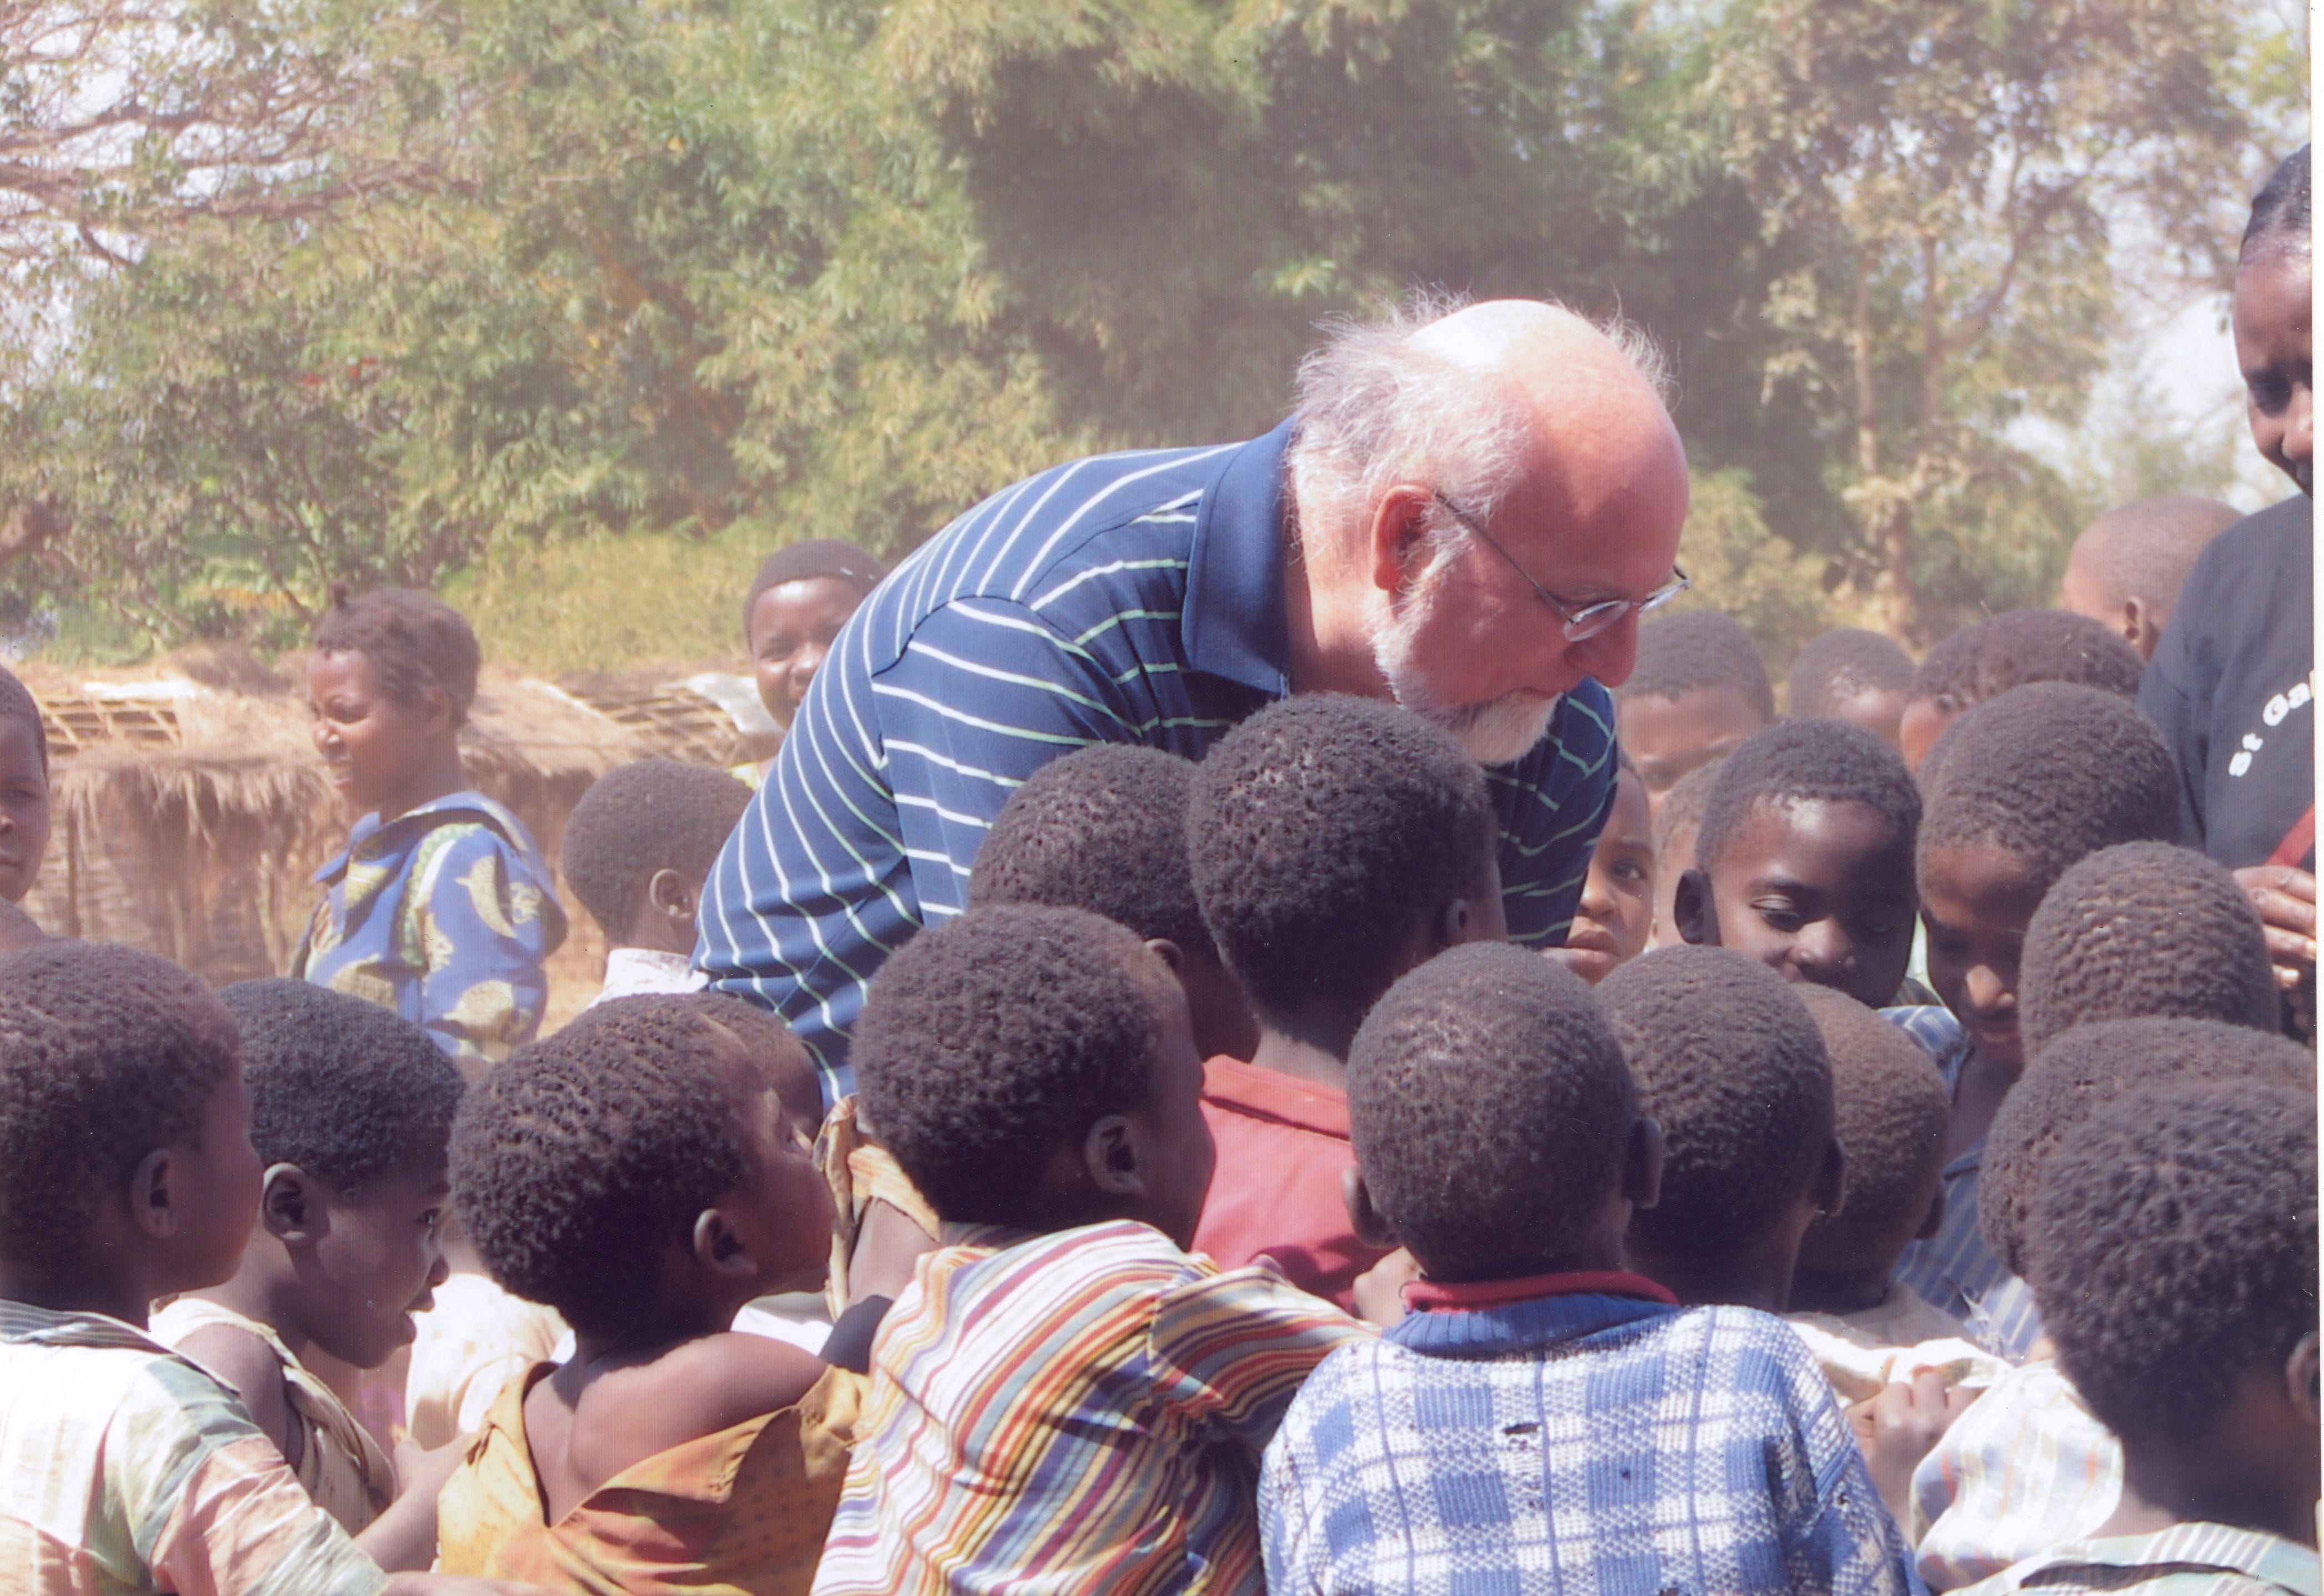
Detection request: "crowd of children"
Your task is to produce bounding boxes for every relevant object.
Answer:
[0,159,2315,1596]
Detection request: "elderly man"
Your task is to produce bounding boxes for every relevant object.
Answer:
[700,298,1692,1093]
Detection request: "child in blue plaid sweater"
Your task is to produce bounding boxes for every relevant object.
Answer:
[1259,943,1918,1596]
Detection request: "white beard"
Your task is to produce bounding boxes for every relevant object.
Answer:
[1371,578,1561,767]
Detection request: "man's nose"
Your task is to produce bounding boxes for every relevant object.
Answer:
[1566,612,1640,691]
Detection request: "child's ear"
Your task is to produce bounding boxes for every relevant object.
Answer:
[2286,1330,2320,1428]
[2116,596,2148,649]
[128,1148,183,1242]
[690,1207,759,1283]
[1915,1187,1946,1242]
[1811,1135,1847,1219]
[1672,869,1716,946]
[259,1164,322,1242]
[1340,1167,1401,1252]
[1144,938,1186,978]
[647,867,699,924]
[1080,1114,1146,1200]
[1623,1115,1665,1211]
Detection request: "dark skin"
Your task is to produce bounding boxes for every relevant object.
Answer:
[1550,770,1654,986]
[0,716,51,904]
[748,577,869,733]
[1789,1188,1946,1317]
[1622,1137,1846,1313]
[617,866,710,958]
[1675,798,1918,1010]
[1826,686,1911,754]
[307,650,468,823]
[1897,696,1957,774]
[1619,687,1768,819]
[1919,839,2045,1160]
[2098,1333,2321,1548]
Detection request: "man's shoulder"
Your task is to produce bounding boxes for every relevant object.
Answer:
[2177,494,2314,617]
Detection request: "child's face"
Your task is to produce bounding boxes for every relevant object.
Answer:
[1897,696,1958,773]
[1560,773,1654,984]
[1920,839,2046,1074]
[301,1155,452,1369]
[1700,797,1916,1010]
[169,1064,267,1296]
[722,1087,837,1300]
[1619,687,1766,817]
[305,649,449,818]
[748,578,867,731]
[0,717,50,904]
[1128,970,1216,1250]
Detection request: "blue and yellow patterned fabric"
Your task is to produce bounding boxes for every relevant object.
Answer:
[294,791,566,1062]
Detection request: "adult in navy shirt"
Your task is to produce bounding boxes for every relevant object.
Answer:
[700,299,1694,1095]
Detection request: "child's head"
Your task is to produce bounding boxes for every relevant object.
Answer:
[1790,985,1950,1300]
[1915,682,2178,1075]
[1597,945,1841,1307]
[562,759,753,955]
[743,540,885,730]
[2020,842,2280,1058]
[2057,496,2239,660]
[1186,694,1502,1050]
[1346,943,1657,1282]
[668,990,828,1132]
[1675,718,1920,1009]
[971,743,1256,1062]
[451,994,831,1342]
[0,942,259,1308]
[1648,756,1723,950]
[1614,611,1775,812]
[1979,1016,2313,1278]
[1897,609,2145,771]
[1558,756,1655,985]
[214,980,465,1368]
[0,666,51,904]
[2029,1083,2318,1536]
[307,588,479,817]
[851,903,1211,1246]
[1786,628,1916,751]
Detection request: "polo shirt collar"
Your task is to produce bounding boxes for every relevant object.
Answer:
[1183,418,1296,696]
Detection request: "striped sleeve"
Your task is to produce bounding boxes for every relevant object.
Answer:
[1145,1267,1370,1452]
[1494,680,1621,947]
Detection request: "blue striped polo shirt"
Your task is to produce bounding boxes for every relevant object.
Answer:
[698,420,1620,1097]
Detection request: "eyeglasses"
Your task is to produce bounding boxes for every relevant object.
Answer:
[1431,491,1689,643]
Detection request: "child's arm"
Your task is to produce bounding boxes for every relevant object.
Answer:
[174,1322,299,1470]
[353,1435,468,1572]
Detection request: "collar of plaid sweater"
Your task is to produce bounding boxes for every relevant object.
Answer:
[1389,1274,1683,1358]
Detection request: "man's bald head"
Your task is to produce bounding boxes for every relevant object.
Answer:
[2058,494,2239,659]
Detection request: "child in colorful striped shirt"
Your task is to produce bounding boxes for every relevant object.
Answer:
[812,904,1369,1596]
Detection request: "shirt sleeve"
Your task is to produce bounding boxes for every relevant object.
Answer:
[415,827,563,1060]
[1144,1264,1372,1455]
[1772,1331,1926,1596]
[1495,681,1621,948]
[115,1359,387,1596]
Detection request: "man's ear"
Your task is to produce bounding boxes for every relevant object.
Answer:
[1672,869,1717,947]
[1812,1135,1847,1219]
[1341,1167,1401,1252]
[1915,1187,1946,1242]
[259,1163,322,1243]
[690,1207,759,1284]
[647,867,699,924]
[128,1148,183,1243]
[2286,1330,2321,1428]
[1080,1114,1147,1200]
[1144,938,1186,979]
[1366,484,1435,598]
[1624,1116,1665,1210]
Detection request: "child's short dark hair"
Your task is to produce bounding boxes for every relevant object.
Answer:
[742,540,886,632]
[450,995,775,1338]
[1652,758,1724,864]
[1793,986,1950,1280]
[313,588,482,727]
[2242,144,2311,265]
[1980,1017,2314,1275]
[1597,945,1833,1260]
[851,904,1165,1228]
[561,760,753,941]
[667,990,824,1127]
[1186,695,1495,1025]
[1908,609,2143,713]
[1786,628,1914,719]
[218,980,465,1187]
[2030,1081,2317,1447]
[0,942,240,1275]
[1348,943,1637,1282]
[969,744,1211,957]
[1617,611,1775,720]
[2020,842,2279,1057]
[0,664,48,770]
[1917,682,2178,893]
[1692,719,1920,875]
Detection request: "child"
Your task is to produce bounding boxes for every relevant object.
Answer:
[1895,680,2178,1358]
[0,940,491,1594]
[742,539,886,765]
[1673,718,1921,1009]
[1788,627,1917,752]
[2056,496,2238,662]
[1956,1082,2318,1593]
[2019,840,2282,1057]
[1649,755,1722,949]
[1913,1017,2312,1590]
[814,903,1366,1596]
[151,980,463,1544]
[0,663,51,904]
[297,588,567,1065]
[437,994,846,1593]
[560,759,754,1007]
[1551,751,1655,983]
[1184,694,1504,1305]
[1596,945,1845,1312]
[1614,609,1775,813]
[1260,942,1918,1596]
[1897,609,2144,771]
